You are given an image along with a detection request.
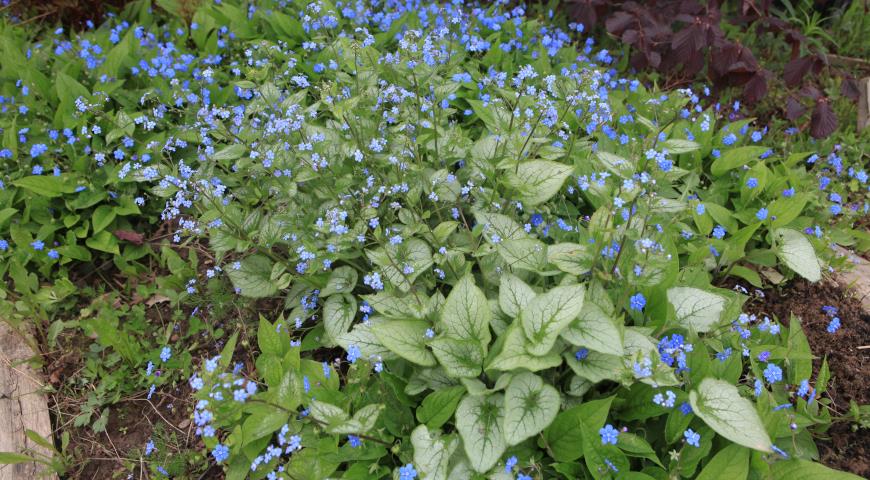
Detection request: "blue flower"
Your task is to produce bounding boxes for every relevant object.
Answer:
[771,444,789,458]
[763,363,783,384]
[211,443,229,463]
[575,348,589,361]
[346,345,361,364]
[31,240,44,251]
[599,424,619,445]
[29,143,48,158]
[629,293,646,311]
[679,402,693,415]
[797,379,810,398]
[159,346,171,362]
[505,455,517,473]
[826,317,841,333]
[683,428,700,447]
[712,225,726,239]
[756,208,768,221]
[399,464,417,480]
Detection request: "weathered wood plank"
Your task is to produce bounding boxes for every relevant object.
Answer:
[859,77,870,131]
[0,323,56,480]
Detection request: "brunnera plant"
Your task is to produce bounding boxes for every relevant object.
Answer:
[0,0,865,478]
[131,1,864,479]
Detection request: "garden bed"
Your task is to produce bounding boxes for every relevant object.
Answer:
[1,0,868,478]
[744,279,870,476]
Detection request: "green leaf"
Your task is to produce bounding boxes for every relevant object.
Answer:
[411,425,456,480]
[475,212,528,242]
[367,238,432,292]
[498,273,535,318]
[595,151,634,178]
[506,160,573,205]
[710,146,769,176]
[57,245,92,261]
[689,378,772,452]
[502,372,560,445]
[85,230,120,255]
[336,318,393,360]
[497,238,547,272]
[257,316,283,356]
[455,394,506,473]
[91,205,116,234]
[212,144,247,161]
[618,432,663,468]
[374,320,437,367]
[323,294,357,347]
[696,444,749,480]
[55,72,90,100]
[774,228,821,282]
[770,459,864,480]
[547,242,594,275]
[786,315,813,382]
[417,386,466,429]
[666,287,727,332]
[521,284,586,355]
[0,452,40,465]
[226,254,279,298]
[487,323,562,372]
[310,401,384,435]
[430,337,484,378]
[564,350,623,383]
[365,292,427,319]
[308,400,350,430]
[321,266,357,297]
[545,397,613,462]
[662,138,700,153]
[561,301,624,355]
[13,175,76,197]
[242,408,288,444]
[440,275,491,344]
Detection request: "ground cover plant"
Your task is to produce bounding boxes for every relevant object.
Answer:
[0,0,868,478]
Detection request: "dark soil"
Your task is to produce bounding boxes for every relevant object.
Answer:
[7,0,132,28]
[742,278,870,477]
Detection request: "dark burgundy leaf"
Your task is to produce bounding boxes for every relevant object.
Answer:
[783,56,815,88]
[566,0,603,30]
[605,11,635,35]
[114,230,145,245]
[810,98,838,139]
[841,77,861,101]
[799,85,822,100]
[785,97,807,120]
[647,50,662,69]
[743,71,768,103]
[621,29,639,44]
